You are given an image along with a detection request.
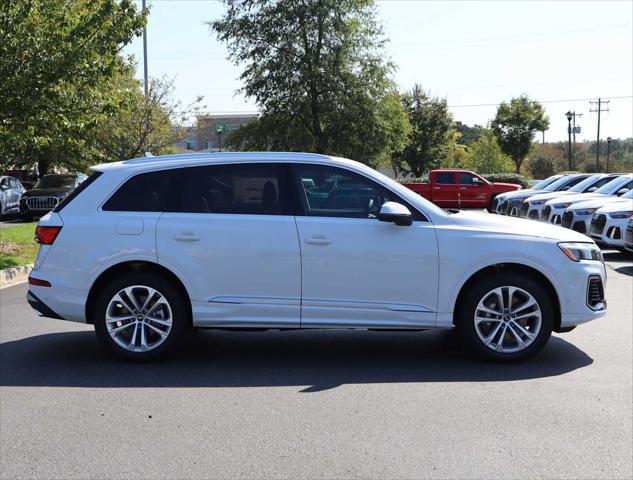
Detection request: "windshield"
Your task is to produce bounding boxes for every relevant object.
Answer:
[533,175,562,191]
[544,175,579,191]
[595,175,633,194]
[34,175,76,189]
[568,175,603,193]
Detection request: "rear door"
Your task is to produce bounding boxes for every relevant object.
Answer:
[431,172,459,206]
[156,163,301,328]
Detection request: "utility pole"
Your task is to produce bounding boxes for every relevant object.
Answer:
[589,98,609,170]
[572,111,583,146]
[142,0,148,96]
[606,137,612,173]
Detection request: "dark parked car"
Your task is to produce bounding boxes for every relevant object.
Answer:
[20,173,87,221]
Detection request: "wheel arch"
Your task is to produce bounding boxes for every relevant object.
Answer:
[85,260,192,326]
[452,262,562,332]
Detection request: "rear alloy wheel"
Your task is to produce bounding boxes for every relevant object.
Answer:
[94,273,188,361]
[457,273,553,361]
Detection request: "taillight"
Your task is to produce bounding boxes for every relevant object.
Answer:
[28,276,51,287]
[34,226,62,245]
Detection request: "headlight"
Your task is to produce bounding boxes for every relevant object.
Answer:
[575,208,597,216]
[608,211,633,219]
[554,202,572,209]
[558,242,603,262]
[530,200,545,206]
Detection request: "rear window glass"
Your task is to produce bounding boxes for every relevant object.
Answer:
[435,172,454,184]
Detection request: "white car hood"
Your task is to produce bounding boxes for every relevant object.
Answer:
[497,188,540,201]
[569,196,630,211]
[595,199,633,214]
[450,211,591,242]
[524,191,578,203]
[545,193,608,206]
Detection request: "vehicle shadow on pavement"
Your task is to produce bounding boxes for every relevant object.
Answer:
[0,329,593,391]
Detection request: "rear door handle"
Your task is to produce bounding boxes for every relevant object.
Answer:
[305,236,331,245]
[173,233,200,242]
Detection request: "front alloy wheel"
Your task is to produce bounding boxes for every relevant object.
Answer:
[474,286,542,354]
[457,272,553,361]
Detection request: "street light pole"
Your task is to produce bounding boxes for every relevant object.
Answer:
[565,111,573,171]
[606,137,612,173]
[142,0,148,96]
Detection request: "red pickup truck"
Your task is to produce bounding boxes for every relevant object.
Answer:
[403,169,521,209]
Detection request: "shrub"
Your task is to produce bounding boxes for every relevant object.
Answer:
[529,155,556,179]
[482,173,529,188]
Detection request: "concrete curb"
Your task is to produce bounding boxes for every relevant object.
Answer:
[0,264,33,289]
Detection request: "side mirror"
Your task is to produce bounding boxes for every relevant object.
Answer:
[378,202,413,226]
[587,187,597,192]
[472,177,483,186]
[0,184,9,190]
[561,186,570,191]
[617,188,630,196]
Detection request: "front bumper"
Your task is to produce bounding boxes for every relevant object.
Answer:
[589,216,629,248]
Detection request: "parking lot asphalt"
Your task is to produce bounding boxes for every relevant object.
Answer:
[0,253,632,479]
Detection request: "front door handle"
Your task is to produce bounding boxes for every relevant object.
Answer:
[173,233,200,242]
[305,236,331,245]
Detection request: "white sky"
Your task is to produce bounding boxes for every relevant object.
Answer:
[124,0,633,142]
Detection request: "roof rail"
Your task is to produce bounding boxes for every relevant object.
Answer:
[122,151,330,164]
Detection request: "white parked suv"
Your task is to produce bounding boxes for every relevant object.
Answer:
[27,153,607,362]
[588,193,633,252]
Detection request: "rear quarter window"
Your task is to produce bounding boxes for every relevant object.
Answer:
[102,170,174,212]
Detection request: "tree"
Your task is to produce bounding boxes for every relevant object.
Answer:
[91,65,202,163]
[528,155,557,179]
[0,0,146,175]
[455,121,483,145]
[211,0,409,165]
[491,95,549,173]
[391,85,454,177]
[462,129,514,174]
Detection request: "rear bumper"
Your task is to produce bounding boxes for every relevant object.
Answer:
[26,290,64,320]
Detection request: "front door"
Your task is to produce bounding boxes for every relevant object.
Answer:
[291,164,439,329]
[458,172,488,207]
[156,163,301,328]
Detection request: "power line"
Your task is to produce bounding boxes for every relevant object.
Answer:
[447,95,631,108]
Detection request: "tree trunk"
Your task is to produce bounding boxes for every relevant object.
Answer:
[37,157,49,177]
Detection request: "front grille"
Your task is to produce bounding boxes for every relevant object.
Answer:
[572,221,586,233]
[520,203,529,217]
[590,214,607,236]
[25,196,59,210]
[542,205,552,220]
[625,221,633,246]
[587,276,606,310]
[528,209,539,219]
[562,211,574,229]
[500,200,509,214]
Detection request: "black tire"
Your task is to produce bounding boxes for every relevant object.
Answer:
[93,271,189,361]
[455,271,554,362]
[487,195,498,213]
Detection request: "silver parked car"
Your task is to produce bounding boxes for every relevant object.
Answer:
[0,176,26,217]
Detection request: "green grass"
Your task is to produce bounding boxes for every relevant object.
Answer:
[0,222,39,269]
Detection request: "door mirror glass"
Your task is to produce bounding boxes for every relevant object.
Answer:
[378,202,412,226]
[617,188,630,196]
[472,177,483,186]
[587,186,597,192]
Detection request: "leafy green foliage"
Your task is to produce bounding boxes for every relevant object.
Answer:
[0,0,146,174]
[391,85,455,177]
[212,0,409,166]
[528,155,556,179]
[462,129,514,174]
[491,95,549,173]
[482,173,529,189]
[455,121,484,145]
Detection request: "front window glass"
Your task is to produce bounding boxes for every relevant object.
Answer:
[293,164,422,220]
[459,172,476,185]
[533,175,561,190]
[568,175,603,193]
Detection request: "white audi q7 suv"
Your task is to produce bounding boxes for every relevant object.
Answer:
[27,153,607,362]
